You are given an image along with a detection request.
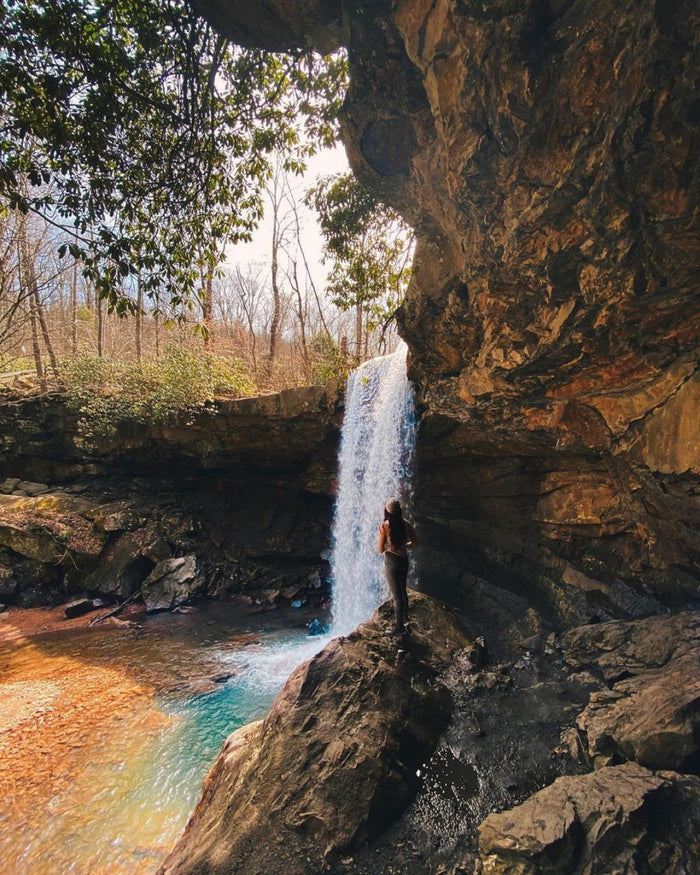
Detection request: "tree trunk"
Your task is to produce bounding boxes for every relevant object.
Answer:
[135,274,143,361]
[248,313,258,377]
[202,269,213,350]
[18,223,52,389]
[268,239,281,378]
[266,164,287,381]
[96,291,104,358]
[289,194,332,338]
[28,290,46,392]
[355,305,363,363]
[19,230,46,391]
[33,285,60,377]
[291,262,310,379]
[71,256,78,356]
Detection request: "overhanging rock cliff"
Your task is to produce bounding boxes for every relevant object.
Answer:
[197,0,699,631]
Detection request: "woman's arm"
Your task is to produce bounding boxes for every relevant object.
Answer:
[406,522,418,548]
[378,522,387,554]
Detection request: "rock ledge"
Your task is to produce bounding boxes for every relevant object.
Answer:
[161,593,472,874]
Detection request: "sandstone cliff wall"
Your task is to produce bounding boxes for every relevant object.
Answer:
[198,0,699,629]
[0,385,341,607]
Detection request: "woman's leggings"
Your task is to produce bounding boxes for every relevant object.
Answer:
[384,552,409,632]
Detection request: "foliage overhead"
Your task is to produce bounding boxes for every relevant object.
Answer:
[307,173,413,329]
[0,0,347,314]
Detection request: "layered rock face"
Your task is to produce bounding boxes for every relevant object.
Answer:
[199,0,699,629]
[0,384,340,480]
[0,385,341,607]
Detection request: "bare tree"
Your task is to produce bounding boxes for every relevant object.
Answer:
[264,158,297,378]
[229,264,267,376]
[70,247,79,355]
[135,272,143,361]
[288,260,310,379]
[198,264,214,350]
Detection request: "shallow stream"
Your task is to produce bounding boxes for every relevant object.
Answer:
[0,603,330,874]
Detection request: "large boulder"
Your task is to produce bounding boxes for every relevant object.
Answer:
[0,493,104,565]
[142,555,205,612]
[81,530,156,599]
[0,550,63,607]
[160,593,472,874]
[561,612,700,772]
[478,763,700,874]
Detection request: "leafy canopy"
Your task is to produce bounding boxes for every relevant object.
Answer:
[0,0,347,314]
[307,173,413,329]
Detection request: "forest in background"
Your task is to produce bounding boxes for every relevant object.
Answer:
[0,0,413,426]
[0,160,413,430]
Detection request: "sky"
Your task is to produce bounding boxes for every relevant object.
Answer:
[223,144,351,290]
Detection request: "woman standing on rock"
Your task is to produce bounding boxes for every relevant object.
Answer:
[378,498,418,635]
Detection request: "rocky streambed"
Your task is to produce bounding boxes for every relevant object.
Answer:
[0,600,331,874]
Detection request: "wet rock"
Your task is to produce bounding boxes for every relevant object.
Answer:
[562,612,700,771]
[306,617,325,636]
[0,478,20,494]
[14,577,65,608]
[64,598,97,619]
[82,531,155,598]
[338,610,699,874]
[0,549,62,608]
[466,636,491,669]
[16,481,49,497]
[142,555,204,613]
[89,500,146,533]
[160,593,472,874]
[478,764,700,875]
[210,672,236,684]
[520,634,545,654]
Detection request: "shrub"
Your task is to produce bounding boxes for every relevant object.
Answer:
[0,354,38,373]
[310,332,350,385]
[62,346,255,442]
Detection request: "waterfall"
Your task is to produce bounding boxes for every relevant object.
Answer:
[331,342,417,635]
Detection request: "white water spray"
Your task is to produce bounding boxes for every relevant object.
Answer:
[331,342,417,635]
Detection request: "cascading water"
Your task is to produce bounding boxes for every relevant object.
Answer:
[331,342,417,635]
